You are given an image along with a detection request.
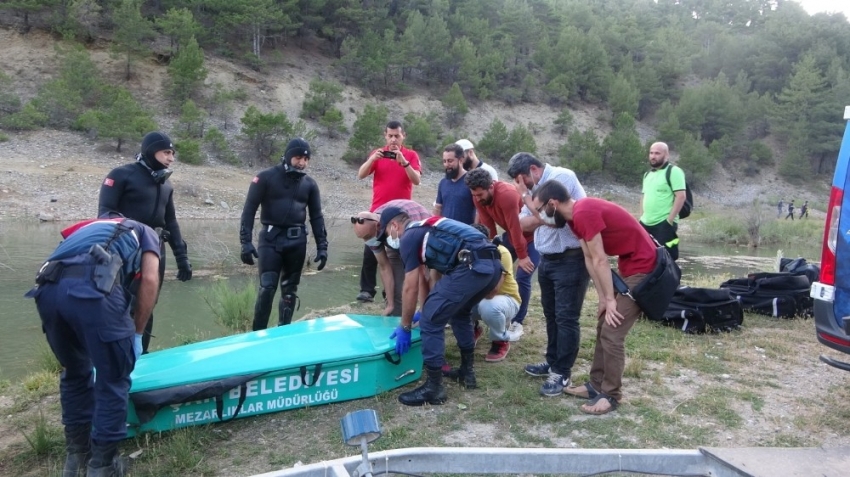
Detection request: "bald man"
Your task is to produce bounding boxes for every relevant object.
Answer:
[352,199,431,315]
[639,142,686,261]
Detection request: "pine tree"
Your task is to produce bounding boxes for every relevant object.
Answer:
[168,36,207,104]
[442,83,469,128]
[111,0,155,80]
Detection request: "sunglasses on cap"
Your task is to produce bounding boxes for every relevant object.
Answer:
[351,217,377,225]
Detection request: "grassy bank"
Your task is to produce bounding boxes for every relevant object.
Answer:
[687,207,824,248]
[2,273,848,477]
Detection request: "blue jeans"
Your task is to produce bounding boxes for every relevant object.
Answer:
[538,252,589,377]
[498,233,541,325]
[419,258,501,368]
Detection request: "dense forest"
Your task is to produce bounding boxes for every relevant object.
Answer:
[1,0,849,187]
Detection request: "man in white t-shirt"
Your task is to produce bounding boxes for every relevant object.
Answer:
[457,139,498,181]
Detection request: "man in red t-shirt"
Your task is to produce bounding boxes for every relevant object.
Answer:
[531,179,656,416]
[355,120,422,302]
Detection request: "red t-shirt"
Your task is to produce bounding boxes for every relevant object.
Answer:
[475,181,532,259]
[368,147,421,212]
[568,197,656,277]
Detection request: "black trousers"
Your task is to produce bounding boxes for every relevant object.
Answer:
[359,244,378,296]
[641,220,679,261]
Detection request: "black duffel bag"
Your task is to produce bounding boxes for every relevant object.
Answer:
[630,247,682,321]
[720,272,812,318]
[662,287,743,333]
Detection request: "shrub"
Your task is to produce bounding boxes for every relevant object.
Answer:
[204,279,256,333]
[205,127,239,165]
[1,102,47,131]
[176,139,203,165]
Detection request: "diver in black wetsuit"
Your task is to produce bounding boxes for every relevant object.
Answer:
[240,138,329,331]
[98,131,192,353]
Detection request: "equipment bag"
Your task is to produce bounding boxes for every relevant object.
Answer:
[779,257,821,285]
[719,272,813,318]
[408,216,489,274]
[662,287,743,334]
[632,246,682,321]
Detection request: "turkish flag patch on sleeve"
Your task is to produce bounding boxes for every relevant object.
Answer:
[252,176,260,183]
[103,178,114,187]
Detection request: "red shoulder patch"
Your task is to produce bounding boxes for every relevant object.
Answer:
[103,178,114,187]
[252,176,260,183]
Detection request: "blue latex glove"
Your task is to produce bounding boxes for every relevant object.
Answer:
[133,333,143,359]
[412,310,422,324]
[389,325,412,356]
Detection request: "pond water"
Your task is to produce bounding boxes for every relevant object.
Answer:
[0,220,823,381]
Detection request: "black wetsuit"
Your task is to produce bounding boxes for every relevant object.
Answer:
[240,164,327,330]
[98,160,188,351]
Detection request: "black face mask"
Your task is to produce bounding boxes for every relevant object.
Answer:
[137,154,173,184]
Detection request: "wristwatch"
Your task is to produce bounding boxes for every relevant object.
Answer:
[401,162,411,168]
[402,324,412,332]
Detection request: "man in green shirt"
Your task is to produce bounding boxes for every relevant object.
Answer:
[640,142,687,261]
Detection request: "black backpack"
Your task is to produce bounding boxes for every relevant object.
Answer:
[646,165,694,219]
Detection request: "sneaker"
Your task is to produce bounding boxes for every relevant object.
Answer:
[485,341,510,362]
[540,372,570,397]
[524,362,550,377]
[507,322,524,342]
[473,323,483,347]
[356,291,374,303]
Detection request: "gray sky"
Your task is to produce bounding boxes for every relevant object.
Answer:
[796,0,850,19]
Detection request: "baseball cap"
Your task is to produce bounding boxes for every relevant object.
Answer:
[376,206,405,242]
[456,139,474,151]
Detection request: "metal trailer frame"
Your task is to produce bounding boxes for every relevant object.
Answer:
[246,445,850,477]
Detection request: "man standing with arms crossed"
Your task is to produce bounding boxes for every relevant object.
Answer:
[640,142,686,261]
[507,153,589,396]
[356,120,422,303]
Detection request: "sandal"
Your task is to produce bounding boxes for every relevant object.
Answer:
[564,382,599,400]
[580,393,618,415]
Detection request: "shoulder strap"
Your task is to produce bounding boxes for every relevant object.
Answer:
[665,164,673,192]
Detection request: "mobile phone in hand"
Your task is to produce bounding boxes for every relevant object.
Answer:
[381,151,397,159]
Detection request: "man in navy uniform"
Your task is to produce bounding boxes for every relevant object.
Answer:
[26,217,161,477]
[381,207,502,406]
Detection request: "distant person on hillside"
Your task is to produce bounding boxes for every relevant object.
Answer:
[239,138,328,331]
[639,142,686,261]
[98,131,192,353]
[799,201,809,219]
[457,138,499,180]
[786,200,795,220]
[355,121,422,304]
[777,199,784,219]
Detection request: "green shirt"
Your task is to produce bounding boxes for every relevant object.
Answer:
[640,163,686,226]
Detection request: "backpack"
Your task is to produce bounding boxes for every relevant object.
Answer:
[407,216,489,274]
[645,165,693,219]
[662,287,744,334]
[720,272,813,318]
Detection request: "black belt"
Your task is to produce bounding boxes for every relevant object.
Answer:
[470,249,500,261]
[36,262,90,285]
[541,248,583,260]
[265,224,304,239]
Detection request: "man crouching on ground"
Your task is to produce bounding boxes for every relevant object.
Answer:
[531,180,657,415]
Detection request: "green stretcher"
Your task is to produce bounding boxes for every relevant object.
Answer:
[126,314,422,436]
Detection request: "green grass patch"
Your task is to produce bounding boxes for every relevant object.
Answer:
[204,278,256,333]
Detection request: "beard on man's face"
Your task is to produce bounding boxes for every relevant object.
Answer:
[445,166,460,180]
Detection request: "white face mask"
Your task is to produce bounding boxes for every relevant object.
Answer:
[540,214,557,226]
[386,235,401,249]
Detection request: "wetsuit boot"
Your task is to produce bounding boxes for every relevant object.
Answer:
[278,293,299,326]
[444,348,477,389]
[86,441,127,477]
[62,424,90,477]
[398,366,447,406]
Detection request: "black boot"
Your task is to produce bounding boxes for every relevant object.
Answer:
[252,286,276,331]
[62,424,90,477]
[86,441,127,477]
[398,366,447,406]
[278,292,300,326]
[444,348,477,389]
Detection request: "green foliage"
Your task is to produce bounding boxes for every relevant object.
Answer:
[343,104,388,165]
[603,114,645,186]
[0,71,22,117]
[205,127,239,165]
[176,139,202,165]
[552,109,574,137]
[402,111,442,157]
[746,141,773,167]
[157,7,202,55]
[21,412,63,458]
[0,132,9,142]
[111,0,155,80]
[609,73,639,121]
[442,82,469,128]
[507,124,537,156]
[34,342,61,374]
[1,102,46,131]
[319,108,347,138]
[559,129,603,178]
[205,280,256,333]
[476,119,510,162]
[240,105,294,164]
[178,99,205,139]
[677,134,717,187]
[168,36,207,104]
[301,78,344,120]
[208,83,247,131]
[75,86,156,152]
[674,74,744,147]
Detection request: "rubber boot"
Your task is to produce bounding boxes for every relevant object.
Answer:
[278,293,299,326]
[444,348,477,389]
[252,286,276,331]
[62,424,90,477]
[86,441,127,477]
[398,366,447,406]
